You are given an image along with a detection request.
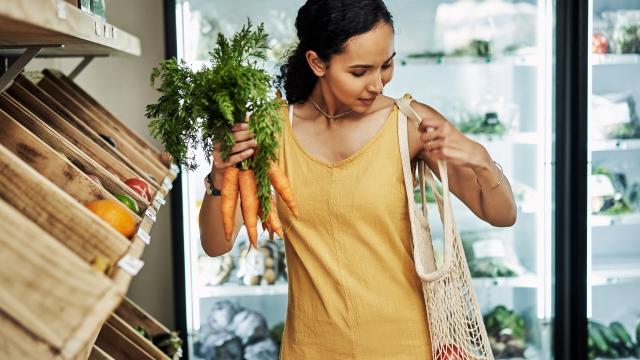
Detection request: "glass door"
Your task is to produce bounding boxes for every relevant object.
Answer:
[588,0,640,359]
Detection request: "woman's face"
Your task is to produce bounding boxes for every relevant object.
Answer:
[320,21,395,111]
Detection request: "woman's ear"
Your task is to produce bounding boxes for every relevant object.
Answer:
[305,50,326,77]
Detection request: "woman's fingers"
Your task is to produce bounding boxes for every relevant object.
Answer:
[232,129,256,142]
[231,139,258,153]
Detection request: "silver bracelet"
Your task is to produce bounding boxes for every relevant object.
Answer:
[477,161,504,191]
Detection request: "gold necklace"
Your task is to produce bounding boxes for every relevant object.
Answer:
[309,98,353,120]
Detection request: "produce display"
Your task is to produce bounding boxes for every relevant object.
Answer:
[483,305,527,358]
[146,21,297,249]
[590,93,640,140]
[134,326,184,359]
[461,231,525,278]
[587,320,640,359]
[237,240,280,286]
[591,166,638,215]
[196,301,280,360]
[199,253,233,287]
[599,10,640,54]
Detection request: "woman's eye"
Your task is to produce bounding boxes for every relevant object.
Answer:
[382,62,392,69]
[351,72,366,77]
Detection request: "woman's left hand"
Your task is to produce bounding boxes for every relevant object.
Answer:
[418,116,490,170]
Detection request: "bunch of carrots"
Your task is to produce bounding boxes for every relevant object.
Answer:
[221,163,299,248]
[146,21,298,249]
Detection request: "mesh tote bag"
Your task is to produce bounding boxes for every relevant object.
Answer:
[395,94,494,360]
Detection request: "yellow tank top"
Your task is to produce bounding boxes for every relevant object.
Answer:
[275,104,432,360]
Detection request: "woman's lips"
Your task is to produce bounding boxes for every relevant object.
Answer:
[358,97,375,105]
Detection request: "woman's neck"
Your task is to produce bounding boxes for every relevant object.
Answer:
[308,83,352,120]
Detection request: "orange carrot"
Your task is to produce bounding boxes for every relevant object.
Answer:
[220,167,240,242]
[265,193,284,239]
[239,169,259,248]
[267,163,299,217]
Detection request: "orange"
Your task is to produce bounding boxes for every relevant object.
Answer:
[86,199,136,239]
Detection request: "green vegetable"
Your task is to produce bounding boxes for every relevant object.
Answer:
[610,322,634,352]
[589,322,609,355]
[595,322,621,349]
[483,305,525,340]
[134,325,152,341]
[153,331,183,358]
[146,20,283,218]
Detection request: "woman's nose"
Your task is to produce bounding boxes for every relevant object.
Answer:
[367,71,383,94]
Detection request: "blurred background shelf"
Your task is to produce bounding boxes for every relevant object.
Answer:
[590,138,640,152]
[591,213,640,227]
[592,54,640,66]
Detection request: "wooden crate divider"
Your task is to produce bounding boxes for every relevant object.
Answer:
[0,144,132,275]
[46,69,173,175]
[14,75,168,200]
[95,322,154,360]
[88,346,115,360]
[0,108,154,239]
[107,314,170,359]
[0,199,122,359]
[9,77,165,210]
[38,74,168,184]
[0,90,153,213]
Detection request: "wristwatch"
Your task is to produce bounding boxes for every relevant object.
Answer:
[204,172,222,196]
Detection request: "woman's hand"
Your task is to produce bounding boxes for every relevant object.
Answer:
[418,116,491,171]
[211,122,258,186]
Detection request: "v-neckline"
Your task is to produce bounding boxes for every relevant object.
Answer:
[285,104,398,168]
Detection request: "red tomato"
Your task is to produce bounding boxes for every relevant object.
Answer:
[592,33,609,54]
[435,345,467,360]
[125,178,151,199]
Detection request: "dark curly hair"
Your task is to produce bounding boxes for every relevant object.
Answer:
[276,0,394,104]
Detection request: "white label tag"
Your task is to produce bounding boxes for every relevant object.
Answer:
[590,174,616,197]
[472,239,506,259]
[56,1,67,19]
[170,164,180,174]
[245,248,265,276]
[163,178,173,190]
[145,209,157,222]
[104,24,110,38]
[95,22,103,36]
[154,194,166,205]
[112,27,118,39]
[136,228,151,245]
[117,255,144,275]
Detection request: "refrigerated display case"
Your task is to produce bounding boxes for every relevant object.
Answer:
[587,1,640,359]
[168,0,558,359]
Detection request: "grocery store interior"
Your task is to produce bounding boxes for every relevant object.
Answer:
[2,0,640,359]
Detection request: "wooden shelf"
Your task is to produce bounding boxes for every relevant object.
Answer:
[0,0,140,57]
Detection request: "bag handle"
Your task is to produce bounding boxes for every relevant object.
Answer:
[396,94,456,282]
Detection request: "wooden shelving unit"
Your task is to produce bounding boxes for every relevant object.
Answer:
[0,1,180,359]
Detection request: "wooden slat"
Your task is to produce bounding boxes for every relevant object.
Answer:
[0,199,122,359]
[9,77,156,210]
[38,75,167,184]
[89,345,114,360]
[48,70,168,169]
[95,322,154,360]
[115,298,170,336]
[0,108,143,224]
[0,90,152,212]
[0,143,130,270]
[107,315,170,359]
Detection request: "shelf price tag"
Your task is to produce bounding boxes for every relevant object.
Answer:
[145,209,157,222]
[117,254,144,275]
[154,194,166,206]
[56,1,67,19]
[136,228,151,245]
[163,178,173,190]
[95,21,103,37]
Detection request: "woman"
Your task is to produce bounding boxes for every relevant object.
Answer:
[199,0,517,358]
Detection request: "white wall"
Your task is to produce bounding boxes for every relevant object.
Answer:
[26,0,175,328]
